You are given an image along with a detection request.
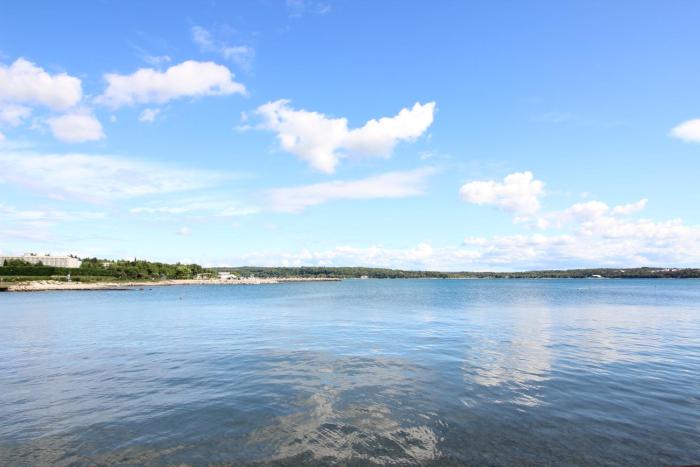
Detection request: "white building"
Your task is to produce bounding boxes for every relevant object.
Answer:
[218,271,237,280]
[0,254,82,268]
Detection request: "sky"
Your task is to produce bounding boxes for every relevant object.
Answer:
[1,0,700,270]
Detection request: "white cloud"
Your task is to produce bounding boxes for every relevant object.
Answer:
[223,242,448,269]
[144,55,171,67]
[0,59,107,144]
[267,167,435,212]
[252,100,436,173]
[0,152,226,202]
[138,108,161,123]
[459,171,544,216]
[612,198,647,215]
[460,214,700,268]
[564,200,610,221]
[497,196,700,267]
[206,240,544,270]
[0,104,32,126]
[286,0,331,16]
[119,167,428,217]
[0,131,4,141]
[0,59,99,143]
[556,200,686,243]
[0,226,57,243]
[0,204,105,222]
[213,210,700,269]
[0,58,82,111]
[455,171,700,268]
[97,60,245,108]
[129,43,172,68]
[191,26,214,49]
[47,110,105,143]
[192,26,255,71]
[177,227,192,236]
[0,203,107,248]
[221,46,255,68]
[130,197,259,217]
[535,198,649,229]
[670,118,700,143]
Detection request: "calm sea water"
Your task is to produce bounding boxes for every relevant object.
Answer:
[0,279,698,466]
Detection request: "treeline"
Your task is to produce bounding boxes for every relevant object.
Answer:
[0,265,113,277]
[79,258,207,280]
[211,266,700,279]
[3,261,700,281]
[210,266,451,279]
[0,259,207,280]
[487,267,700,279]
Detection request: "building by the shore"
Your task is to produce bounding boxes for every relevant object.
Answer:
[0,254,82,268]
[218,271,237,280]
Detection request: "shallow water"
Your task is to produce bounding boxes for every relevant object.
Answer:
[1,279,699,465]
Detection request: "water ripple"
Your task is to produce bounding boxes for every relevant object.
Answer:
[1,279,699,465]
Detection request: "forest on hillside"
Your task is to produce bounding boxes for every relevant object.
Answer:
[210,266,700,279]
[3,260,699,281]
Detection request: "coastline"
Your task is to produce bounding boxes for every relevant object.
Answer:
[2,277,341,292]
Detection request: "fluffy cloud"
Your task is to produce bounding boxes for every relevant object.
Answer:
[251,100,436,173]
[523,197,700,266]
[47,110,105,142]
[0,105,32,126]
[97,60,246,108]
[535,198,649,229]
[0,58,82,111]
[0,152,226,202]
[177,227,192,236]
[460,215,700,269]
[457,170,700,268]
[138,108,161,123]
[0,59,107,143]
[192,26,255,71]
[459,171,544,216]
[611,198,647,215]
[552,199,690,244]
[267,167,435,212]
[670,119,700,143]
[210,209,700,270]
[564,200,610,221]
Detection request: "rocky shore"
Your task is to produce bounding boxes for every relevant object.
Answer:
[4,277,341,292]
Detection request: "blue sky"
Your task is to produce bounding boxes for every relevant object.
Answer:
[1,0,700,270]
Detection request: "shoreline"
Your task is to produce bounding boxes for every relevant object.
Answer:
[2,277,341,292]
[2,276,698,292]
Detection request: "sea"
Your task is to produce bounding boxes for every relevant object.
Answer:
[1,279,698,465]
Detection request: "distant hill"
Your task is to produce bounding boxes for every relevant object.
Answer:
[208,266,700,279]
[4,261,699,281]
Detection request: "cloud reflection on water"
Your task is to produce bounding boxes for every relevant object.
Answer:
[247,352,442,464]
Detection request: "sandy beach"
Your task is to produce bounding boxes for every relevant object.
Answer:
[3,277,340,292]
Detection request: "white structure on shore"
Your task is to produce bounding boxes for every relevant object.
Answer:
[0,254,82,268]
